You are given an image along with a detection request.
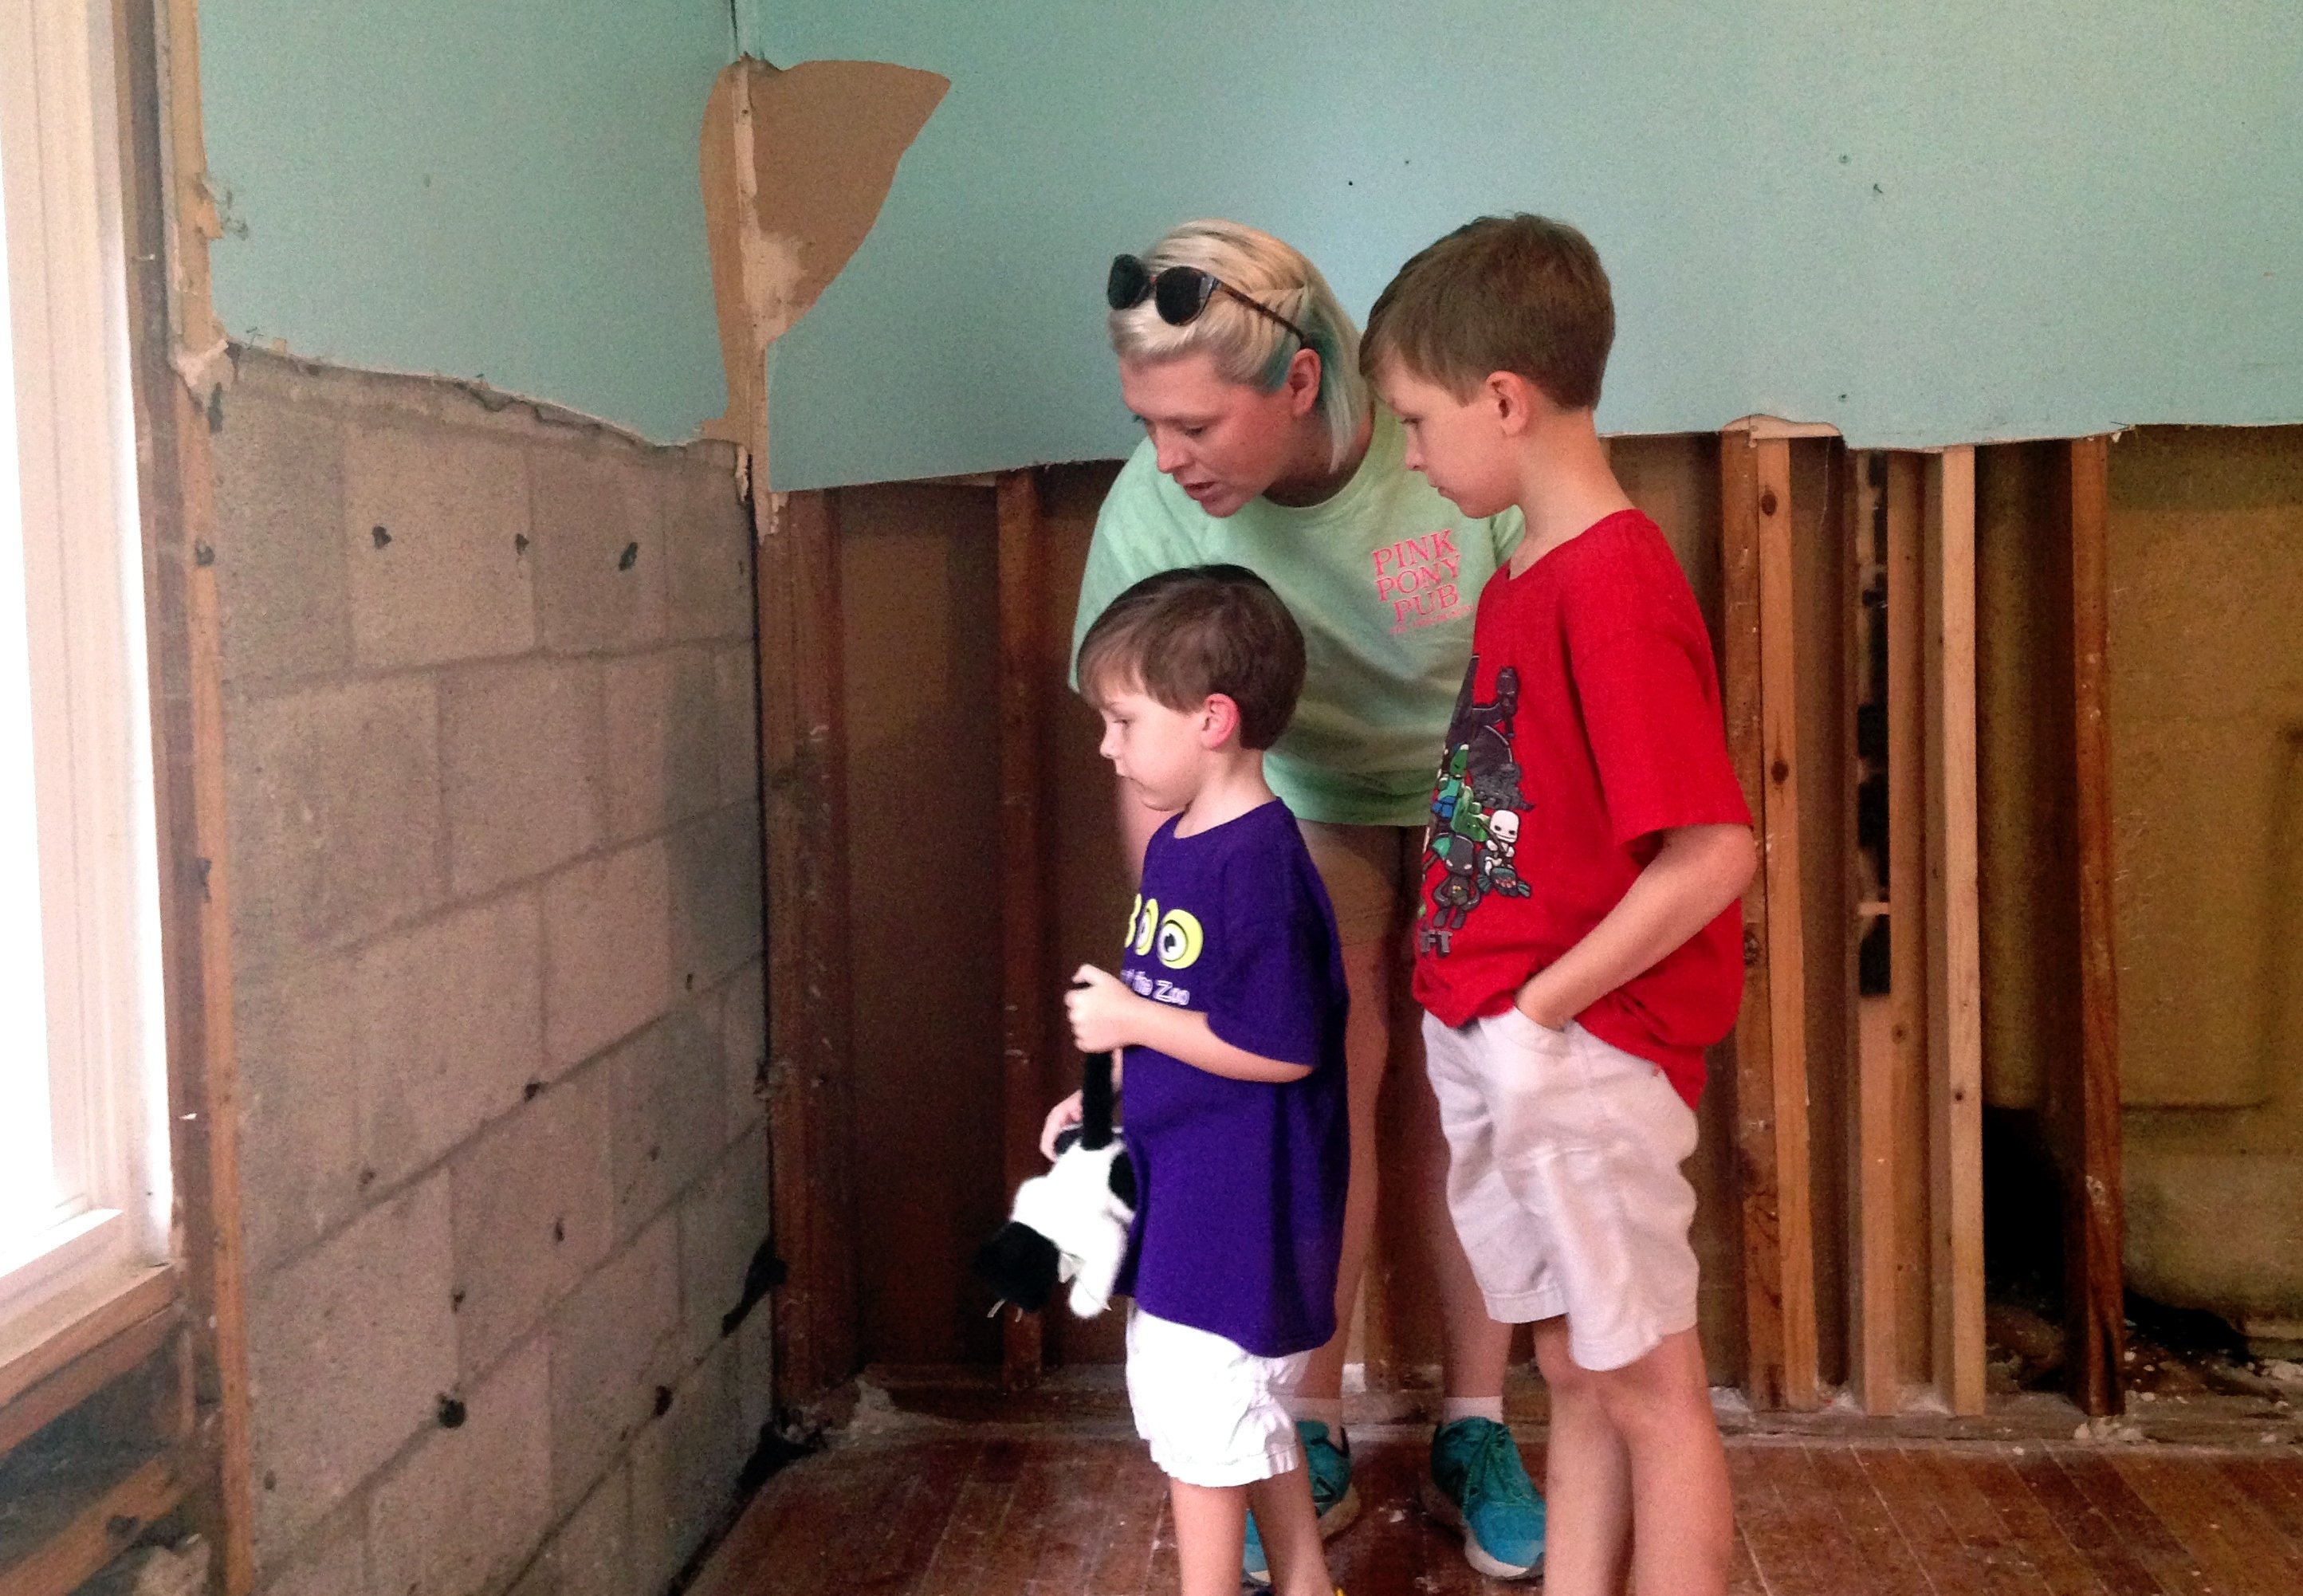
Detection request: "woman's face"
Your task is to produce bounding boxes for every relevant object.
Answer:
[1117,350,1318,518]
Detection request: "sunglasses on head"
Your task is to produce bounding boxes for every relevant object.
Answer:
[1106,255,1316,351]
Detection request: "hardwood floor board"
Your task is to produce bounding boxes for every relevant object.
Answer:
[1726,1444,1827,1594]
[703,1429,2303,1595]
[2113,1449,2303,1596]
[1804,1443,1938,1596]
[2061,1449,2214,1596]
[1085,1449,1169,1596]
[2011,1449,2173,1596]
[1938,1451,2109,1596]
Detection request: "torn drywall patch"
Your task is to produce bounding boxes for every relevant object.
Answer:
[698,57,949,478]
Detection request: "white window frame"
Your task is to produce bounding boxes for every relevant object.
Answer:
[0,0,171,1331]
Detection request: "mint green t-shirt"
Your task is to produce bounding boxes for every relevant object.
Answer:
[1071,408,1524,826]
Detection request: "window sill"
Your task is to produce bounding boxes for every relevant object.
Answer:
[0,1260,175,1416]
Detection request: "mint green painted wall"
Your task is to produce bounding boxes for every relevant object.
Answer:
[200,0,733,441]
[753,1,2303,489]
[198,2,2303,473]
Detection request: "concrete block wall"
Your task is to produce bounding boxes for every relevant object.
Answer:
[212,350,770,1596]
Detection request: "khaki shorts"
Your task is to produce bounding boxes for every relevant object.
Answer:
[1421,1008,1701,1371]
[1125,1307,1311,1487]
[1297,821,1420,948]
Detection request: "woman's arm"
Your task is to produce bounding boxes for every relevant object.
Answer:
[1066,965,1311,1083]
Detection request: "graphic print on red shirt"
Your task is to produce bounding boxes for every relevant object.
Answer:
[1410,510,1752,1107]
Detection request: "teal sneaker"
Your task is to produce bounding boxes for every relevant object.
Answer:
[1243,1421,1362,1586]
[1421,1417,1546,1580]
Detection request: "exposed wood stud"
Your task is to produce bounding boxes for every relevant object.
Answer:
[1721,430,1786,1409]
[1883,454,1932,1394]
[1846,452,1900,1416]
[995,469,1049,1392]
[1922,446,1986,1416]
[1752,435,1819,1410]
[2064,434,2125,1417]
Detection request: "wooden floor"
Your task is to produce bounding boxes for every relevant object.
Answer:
[707,1430,2303,1595]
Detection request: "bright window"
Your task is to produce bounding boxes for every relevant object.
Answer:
[0,0,171,1325]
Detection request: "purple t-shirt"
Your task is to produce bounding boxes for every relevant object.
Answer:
[1111,799,1350,1357]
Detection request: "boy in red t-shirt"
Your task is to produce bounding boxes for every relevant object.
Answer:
[1360,215,1757,1596]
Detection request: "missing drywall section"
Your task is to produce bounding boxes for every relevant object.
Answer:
[699,57,949,480]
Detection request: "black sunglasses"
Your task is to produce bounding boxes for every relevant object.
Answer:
[1106,254,1316,351]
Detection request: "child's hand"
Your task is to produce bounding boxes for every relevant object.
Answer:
[1039,1091,1083,1161]
[1067,964,1148,1055]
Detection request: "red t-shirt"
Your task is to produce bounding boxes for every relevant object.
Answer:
[1409,509,1750,1107]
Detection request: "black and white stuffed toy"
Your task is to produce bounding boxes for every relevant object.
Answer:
[973,1051,1137,1318]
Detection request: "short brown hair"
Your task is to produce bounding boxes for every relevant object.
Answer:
[1075,565,1306,749]
[1360,214,1614,410]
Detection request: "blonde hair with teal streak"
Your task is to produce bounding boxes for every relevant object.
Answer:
[1107,219,1370,474]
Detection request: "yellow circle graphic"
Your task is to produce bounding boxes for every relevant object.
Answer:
[1134,897,1159,957]
[1156,909,1204,969]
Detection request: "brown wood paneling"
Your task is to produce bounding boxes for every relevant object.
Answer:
[838,482,1005,1369]
[1036,462,1132,1370]
[763,488,861,1400]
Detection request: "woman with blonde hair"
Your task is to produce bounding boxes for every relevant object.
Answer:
[1063,218,1547,1585]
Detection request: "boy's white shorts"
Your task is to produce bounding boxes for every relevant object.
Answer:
[1422,1006,1701,1372]
[1124,1305,1311,1488]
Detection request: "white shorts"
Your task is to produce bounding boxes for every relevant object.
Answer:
[1124,1306,1311,1488]
[1422,1007,1701,1372]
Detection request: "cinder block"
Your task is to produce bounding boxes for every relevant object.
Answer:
[713,643,759,805]
[251,1500,367,1596]
[599,649,719,844]
[247,1174,458,1557]
[527,1466,631,1596]
[719,961,766,1143]
[226,676,446,979]
[607,1007,725,1238]
[542,839,673,1073]
[365,1335,552,1596]
[234,963,360,1277]
[213,391,354,686]
[548,1214,681,1508]
[450,1064,613,1379]
[530,445,668,653]
[661,458,753,643]
[356,892,544,1190]
[627,1339,745,1590]
[677,1134,770,1360]
[442,659,607,895]
[344,425,535,669]
[668,806,764,993]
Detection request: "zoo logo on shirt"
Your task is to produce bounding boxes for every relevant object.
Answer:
[1123,894,1201,1007]
[1372,529,1466,634]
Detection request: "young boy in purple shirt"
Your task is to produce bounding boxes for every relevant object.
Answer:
[1045,564,1351,1596]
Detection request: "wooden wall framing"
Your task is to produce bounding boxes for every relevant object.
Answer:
[1720,427,1821,1410]
[757,428,2125,1421]
[1719,431,2003,1416]
[2055,437,2126,1416]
